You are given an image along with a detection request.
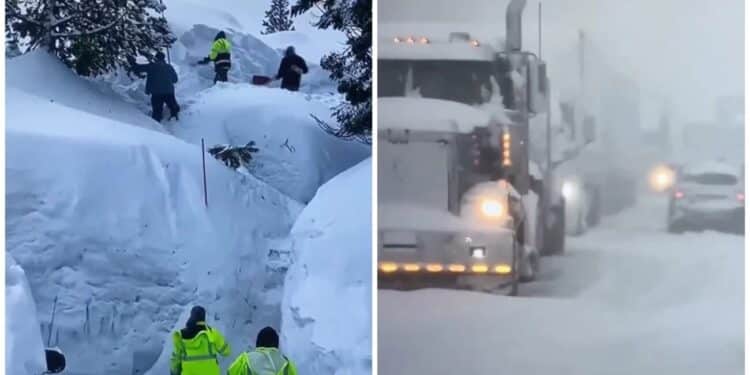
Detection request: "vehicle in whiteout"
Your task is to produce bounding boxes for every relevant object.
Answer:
[668,161,745,234]
[377,0,568,294]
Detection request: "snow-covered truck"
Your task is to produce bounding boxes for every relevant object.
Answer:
[377,0,565,294]
[547,32,640,235]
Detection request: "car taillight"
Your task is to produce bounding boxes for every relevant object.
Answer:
[674,190,684,199]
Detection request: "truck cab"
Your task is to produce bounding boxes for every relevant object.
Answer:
[377,8,565,292]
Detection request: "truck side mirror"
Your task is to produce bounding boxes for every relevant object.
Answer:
[538,62,548,95]
[583,115,596,144]
[496,57,516,110]
[526,56,542,113]
[45,348,66,373]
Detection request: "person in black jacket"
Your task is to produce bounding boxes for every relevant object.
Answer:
[276,46,308,91]
[128,51,180,122]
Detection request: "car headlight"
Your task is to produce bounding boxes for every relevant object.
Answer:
[480,199,505,218]
[561,180,578,200]
[648,165,676,192]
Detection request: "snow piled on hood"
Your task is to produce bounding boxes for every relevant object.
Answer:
[379,97,491,133]
[6,255,47,375]
[281,159,372,375]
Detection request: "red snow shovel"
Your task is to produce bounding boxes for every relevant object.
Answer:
[251,75,273,85]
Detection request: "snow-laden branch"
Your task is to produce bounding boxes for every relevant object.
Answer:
[50,11,125,37]
[5,8,44,27]
[49,15,76,28]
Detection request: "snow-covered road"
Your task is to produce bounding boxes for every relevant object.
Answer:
[379,196,743,374]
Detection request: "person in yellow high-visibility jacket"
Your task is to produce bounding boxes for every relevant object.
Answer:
[227,327,298,375]
[170,306,231,375]
[197,31,232,84]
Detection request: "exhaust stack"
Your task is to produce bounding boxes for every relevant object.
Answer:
[505,0,527,51]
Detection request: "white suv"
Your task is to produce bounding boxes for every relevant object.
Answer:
[667,161,745,234]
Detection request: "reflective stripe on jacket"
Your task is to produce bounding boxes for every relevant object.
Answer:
[227,348,297,375]
[170,323,231,375]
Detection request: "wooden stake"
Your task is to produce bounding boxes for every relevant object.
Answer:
[202,138,208,207]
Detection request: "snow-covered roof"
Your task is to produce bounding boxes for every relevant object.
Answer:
[378,22,503,61]
[681,161,740,177]
[379,40,496,61]
[380,22,506,47]
[379,97,492,133]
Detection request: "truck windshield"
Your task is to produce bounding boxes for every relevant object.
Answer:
[378,59,498,105]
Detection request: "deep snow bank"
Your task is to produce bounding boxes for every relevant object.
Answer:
[172,84,369,203]
[379,198,743,375]
[281,159,372,375]
[6,255,47,375]
[7,52,162,132]
[6,89,302,375]
[108,24,338,112]
[164,0,344,42]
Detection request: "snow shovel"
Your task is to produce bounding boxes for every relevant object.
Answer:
[252,75,273,86]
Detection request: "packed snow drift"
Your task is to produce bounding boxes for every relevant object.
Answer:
[379,197,743,375]
[5,2,371,373]
[7,87,303,374]
[6,255,48,375]
[172,84,369,203]
[281,159,372,375]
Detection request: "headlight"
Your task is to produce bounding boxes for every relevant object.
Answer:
[480,199,505,218]
[648,164,676,192]
[561,180,578,200]
[470,246,486,259]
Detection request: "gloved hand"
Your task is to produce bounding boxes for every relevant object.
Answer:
[196,57,211,65]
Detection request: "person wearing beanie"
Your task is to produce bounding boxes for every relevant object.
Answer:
[227,326,298,375]
[169,305,231,375]
[197,30,232,84]
[127,50,180,122]
[275,46,308,92]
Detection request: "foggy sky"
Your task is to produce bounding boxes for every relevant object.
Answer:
[378,0,745,126]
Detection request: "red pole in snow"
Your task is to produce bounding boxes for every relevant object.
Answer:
[202,138,208,207]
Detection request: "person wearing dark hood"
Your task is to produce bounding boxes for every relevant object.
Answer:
[275,46,308,92]
[169,305,231,375]
[127,51,180,122]
[227,326,298,375]
[198,31,232,84]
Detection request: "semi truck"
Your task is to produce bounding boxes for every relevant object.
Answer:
[377,0,568,294]
[546,32,640,235]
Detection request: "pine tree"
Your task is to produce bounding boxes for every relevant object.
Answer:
[5,0,22,58]
[291,0,371,143]
[261,0,295,35]
[6,0,175,77]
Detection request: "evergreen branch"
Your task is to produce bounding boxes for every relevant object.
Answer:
[50,15,76,28]
[5,8,44,27]
[310,114,371,145]
[51,10,125,37]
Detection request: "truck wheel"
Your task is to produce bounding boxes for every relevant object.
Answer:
[508,239,520,296]
[544,200,566,255]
